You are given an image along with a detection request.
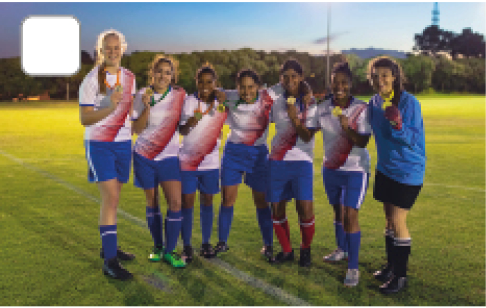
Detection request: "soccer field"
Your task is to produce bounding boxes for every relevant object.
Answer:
[0,96,484,305]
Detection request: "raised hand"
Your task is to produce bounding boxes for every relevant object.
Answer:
[142,88,153,108]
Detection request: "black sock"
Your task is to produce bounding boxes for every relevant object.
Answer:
[385,229,395,268]
[394,238,412,277]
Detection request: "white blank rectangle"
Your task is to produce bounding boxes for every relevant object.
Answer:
[22,15,80,76]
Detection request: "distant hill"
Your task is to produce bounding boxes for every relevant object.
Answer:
[341,48,408,59]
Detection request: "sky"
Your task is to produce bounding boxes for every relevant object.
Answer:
[0,1,485,58]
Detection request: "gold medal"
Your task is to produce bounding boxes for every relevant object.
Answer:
[145,88,154,96]
[332,106,342,117]
[115,85,123,93]
[287,96,296,105]
[382,101,392,110]
[194,111,203,121]
[217,104,226,113]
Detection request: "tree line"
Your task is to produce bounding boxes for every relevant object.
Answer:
[0,26,484,101]
[414,26,485,58]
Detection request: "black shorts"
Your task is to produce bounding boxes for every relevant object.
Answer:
[373,170,422,210]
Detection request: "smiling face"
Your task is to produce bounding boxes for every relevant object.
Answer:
[281,68,303,97]
[331,72,351,103]
[152,61,173,92]
[373,67,396,97]
[238,76,258,103]
[197,72,216,102]
[101,34,121,67]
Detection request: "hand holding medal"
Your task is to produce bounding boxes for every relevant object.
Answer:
[381,90,402,130]
[332,106,342,117]
[287,96,296,106]
[286,96,298,121]
[110,84,123,107]
[215,89,227,113]
[194,109,203,121]
[142,87,153,107]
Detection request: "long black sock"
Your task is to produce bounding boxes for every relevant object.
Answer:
[385,229,395,268]
[394,238,412,277]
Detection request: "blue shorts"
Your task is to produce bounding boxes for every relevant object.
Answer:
[322,167,369,210]
[181,169,220,195]
[221,142,268,193]
[133,153,181,189]
[266,160,313,203]
[85,140,132,183]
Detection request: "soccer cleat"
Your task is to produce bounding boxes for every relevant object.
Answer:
[261,245,273,261]
[379,276,407,294]
[299,247,311,267]
[100,247,136,261]
[373,264,394,283]
[323,248,348,263]
[214,241,229,253]
[200,243,217,259]
[270,250,294,264]
[102,257,133,280]
[181,245,194,264]
[344,269,360,287]
[148,245,165,262]
[163,251,186,268]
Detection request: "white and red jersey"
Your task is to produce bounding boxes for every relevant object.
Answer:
[267,83,318,163]
[79,66,136,142]
[224,89,274,147]
[132,86,186,161]
[179,94,228,171]
[312,97,371,172]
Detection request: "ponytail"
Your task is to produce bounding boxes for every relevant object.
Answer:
[98,62,107,95]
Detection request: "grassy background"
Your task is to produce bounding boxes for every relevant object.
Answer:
[0,95,484,305]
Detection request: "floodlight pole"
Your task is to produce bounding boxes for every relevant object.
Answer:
[326,3,331,93]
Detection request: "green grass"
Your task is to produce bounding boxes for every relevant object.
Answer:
[0,95,484,305]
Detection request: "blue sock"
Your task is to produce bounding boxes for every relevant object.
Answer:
[99,225,117,262]
[335,221,347,252]
[146,206,163,248]
[164,210,182,254]
[218,205,234,243]
[347,231,361,270]
[181,207,194,246]
[256,206,273,246]
[200,204,213,244]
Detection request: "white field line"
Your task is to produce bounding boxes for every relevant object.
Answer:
[0,149,311,307]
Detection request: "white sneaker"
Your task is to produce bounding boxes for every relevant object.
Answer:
[344,269,360,287]
[323,248,348,262]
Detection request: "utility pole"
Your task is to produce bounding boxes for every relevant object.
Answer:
[326,3,331,93]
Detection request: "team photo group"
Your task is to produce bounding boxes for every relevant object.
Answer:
[79,29,426,295]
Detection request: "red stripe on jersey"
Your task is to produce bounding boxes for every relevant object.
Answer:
[241,89,275,146]
[91,69,135,142]
[269,101,310,161]
[135,87,186,160]
[324,103,368,169]
[180,108,228,171]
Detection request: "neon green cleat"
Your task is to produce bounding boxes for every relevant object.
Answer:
[163,251,186,268]
[148,246,164,262]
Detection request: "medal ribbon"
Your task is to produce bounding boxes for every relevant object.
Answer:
[104,69,121,90]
